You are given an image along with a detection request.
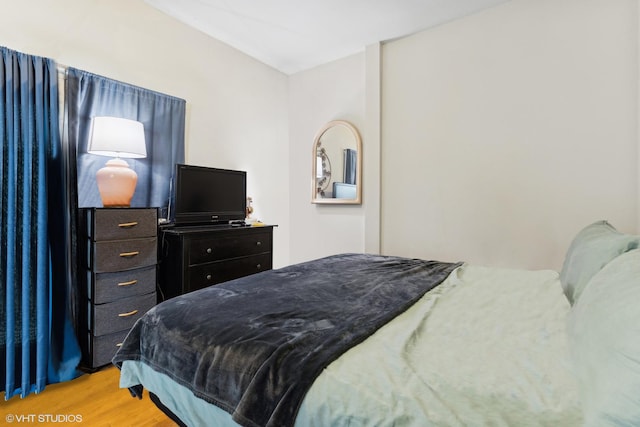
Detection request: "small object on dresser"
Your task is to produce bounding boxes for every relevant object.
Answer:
[246,196,254,219]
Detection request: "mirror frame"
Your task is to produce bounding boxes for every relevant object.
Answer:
[311,120,362,205]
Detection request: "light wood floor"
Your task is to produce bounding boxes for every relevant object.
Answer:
[2,366,176,426]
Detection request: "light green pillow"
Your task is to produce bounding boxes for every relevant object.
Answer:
[568,249,640,426]
[559,220,638,304]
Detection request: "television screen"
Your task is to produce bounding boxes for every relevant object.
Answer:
[173,164,246,225]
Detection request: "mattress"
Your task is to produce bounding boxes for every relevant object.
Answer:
[119,263,582,426]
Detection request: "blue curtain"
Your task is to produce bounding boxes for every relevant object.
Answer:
[1,47,81,400]
[65,68,185,210]
[64,68,184,345]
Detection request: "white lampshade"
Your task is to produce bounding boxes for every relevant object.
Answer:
[87,116,147,158]
[87,116,147,207]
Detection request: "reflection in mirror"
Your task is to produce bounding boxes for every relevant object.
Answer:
[316,145,331,197]
[312,120,362,204]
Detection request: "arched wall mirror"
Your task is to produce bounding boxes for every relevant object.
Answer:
[312,120,362,204]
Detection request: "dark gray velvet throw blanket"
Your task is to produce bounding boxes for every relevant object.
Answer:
[113,253,461,427]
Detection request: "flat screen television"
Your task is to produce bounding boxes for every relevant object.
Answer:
[172,164,247,226]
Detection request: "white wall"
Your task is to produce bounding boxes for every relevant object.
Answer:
[3,0,638,271]
[0,0,290,267]
[381,0,639,270]
[288,54,367,264]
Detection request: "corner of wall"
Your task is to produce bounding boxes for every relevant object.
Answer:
[637,0,640,233]
[364,43,382,254]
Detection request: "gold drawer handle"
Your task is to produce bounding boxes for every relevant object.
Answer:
[117,280,138,287]
[119,251,140,258]
[118,221,138,228]
[118,310,138,317]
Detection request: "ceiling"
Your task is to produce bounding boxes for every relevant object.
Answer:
[144,0,510,75]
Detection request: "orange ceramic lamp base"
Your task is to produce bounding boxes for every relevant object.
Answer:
[95,158,138,207]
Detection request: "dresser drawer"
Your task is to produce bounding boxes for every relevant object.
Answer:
[188,231,272,265]
[91,292,155,336]
[91,237,157,273]
[188,253,272,291]
[91,265,156,304]
[88,208,157,240]
[90,329,130,367]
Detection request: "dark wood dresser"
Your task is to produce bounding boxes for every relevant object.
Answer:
[78,208,158,370]
[158,225,275,301]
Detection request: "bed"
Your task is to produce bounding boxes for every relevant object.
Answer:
[113,221,640,427]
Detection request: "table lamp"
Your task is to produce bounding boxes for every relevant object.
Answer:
[87,116,147,207]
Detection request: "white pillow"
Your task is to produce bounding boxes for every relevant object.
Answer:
[559,220,638,304]
[568,249,640,426]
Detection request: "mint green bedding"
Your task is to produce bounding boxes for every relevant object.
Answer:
[120,264,582,426]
